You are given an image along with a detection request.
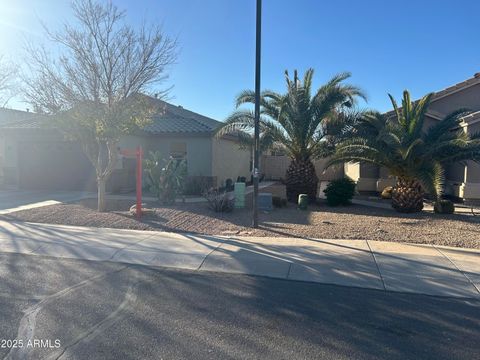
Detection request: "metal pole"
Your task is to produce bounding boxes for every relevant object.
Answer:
[136,146,143,220]
[253,0,262,228]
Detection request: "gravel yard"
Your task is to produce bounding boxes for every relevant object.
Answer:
[1,185,479,249]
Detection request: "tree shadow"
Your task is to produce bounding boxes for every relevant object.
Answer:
[1,251,478,360]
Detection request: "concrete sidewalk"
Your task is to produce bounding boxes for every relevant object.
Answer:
[0,220,478,299]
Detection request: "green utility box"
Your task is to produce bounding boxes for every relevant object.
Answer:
[234,182,246,208]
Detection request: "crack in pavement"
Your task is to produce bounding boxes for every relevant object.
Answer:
[47,272,139,360]
[108,232,159,261]
[3,266,129,360]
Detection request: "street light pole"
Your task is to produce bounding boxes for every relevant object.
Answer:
[252,0,262,228]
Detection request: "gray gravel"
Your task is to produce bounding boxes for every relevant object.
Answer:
[2,195,479,249]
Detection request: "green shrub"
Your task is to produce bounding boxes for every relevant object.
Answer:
[434,199,455,214]
[323,178,356,206]
[144,151,187,205]
[272,196,287,208]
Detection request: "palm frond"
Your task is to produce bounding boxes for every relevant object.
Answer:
[332,89,479,201]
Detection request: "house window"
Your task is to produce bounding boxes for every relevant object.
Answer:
[170,142,187,160]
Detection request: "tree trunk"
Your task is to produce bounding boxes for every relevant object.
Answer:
[97,177,106,212]
[391,177,424,213]
[285,159,318,202]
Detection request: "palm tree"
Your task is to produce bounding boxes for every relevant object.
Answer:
[216,68,366,201]
[328,90,480,213]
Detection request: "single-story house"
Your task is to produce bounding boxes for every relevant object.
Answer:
[0,97,251,193]
[345,72,480,202]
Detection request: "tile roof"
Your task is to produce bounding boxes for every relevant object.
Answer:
[0,108,49,129]
[0,97,222,135]
[142,98,221,135]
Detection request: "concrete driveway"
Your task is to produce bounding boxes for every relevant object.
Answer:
[0,220,479,299]
[0,190,92,214]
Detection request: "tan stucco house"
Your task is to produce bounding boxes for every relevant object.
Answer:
[345,73,480,202]
[0,98,251,192]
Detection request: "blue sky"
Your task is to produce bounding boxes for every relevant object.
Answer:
[0,0,479,120]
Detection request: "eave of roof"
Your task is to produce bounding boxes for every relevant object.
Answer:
[0,97,223,136]
[431,73,480,102]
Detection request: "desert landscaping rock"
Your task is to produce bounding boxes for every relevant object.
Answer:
[1,189,479,249]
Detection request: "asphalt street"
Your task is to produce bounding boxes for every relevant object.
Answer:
[0,252,478,360]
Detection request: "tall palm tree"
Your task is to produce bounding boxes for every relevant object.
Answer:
[216,68,366,201]
[328,90,480,213]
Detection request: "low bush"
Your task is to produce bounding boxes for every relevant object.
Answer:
[204,188,234,212]
[434,199,455,214]
[323,178,356,206]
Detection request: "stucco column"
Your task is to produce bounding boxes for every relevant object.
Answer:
[357,163,380,192]
[459,119,480,201]
[344,162,380,192]
[461,161,480,200]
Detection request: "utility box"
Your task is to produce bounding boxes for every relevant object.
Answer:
[259,192,273,211]
[234,182,246,208]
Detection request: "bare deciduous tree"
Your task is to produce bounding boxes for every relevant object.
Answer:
[23,0,177,211]
[0,55,18,107]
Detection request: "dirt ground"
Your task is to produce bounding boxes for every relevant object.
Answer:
[1,184,479,249]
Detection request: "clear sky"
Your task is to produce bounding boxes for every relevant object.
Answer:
[0,0,479,120]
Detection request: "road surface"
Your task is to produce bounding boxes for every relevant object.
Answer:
[0,252,478,359]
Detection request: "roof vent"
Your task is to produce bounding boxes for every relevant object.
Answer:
[474,72,480,79]
[178,105,183,109]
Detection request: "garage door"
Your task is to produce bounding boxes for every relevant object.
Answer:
[18,141,96,191]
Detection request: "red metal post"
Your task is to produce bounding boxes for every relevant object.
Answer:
[136,146,143,219]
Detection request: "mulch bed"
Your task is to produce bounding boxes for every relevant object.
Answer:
[1,185,479,249]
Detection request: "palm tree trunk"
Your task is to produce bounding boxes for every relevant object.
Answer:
[285,159,318,202]
[392,177,424,213]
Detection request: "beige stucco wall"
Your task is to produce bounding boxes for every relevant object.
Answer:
[0,136,4,181]
[314,158,344,181]
[261,155,289,180]
[261,155,343,181]
[146,135,213,177]
[465,121,480,183]
[212,138,251,186]
[429,83,480,115]
[344,162,360,181]
[0,131,62,186]
[119,134,148,150]
[344,162,379,192]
